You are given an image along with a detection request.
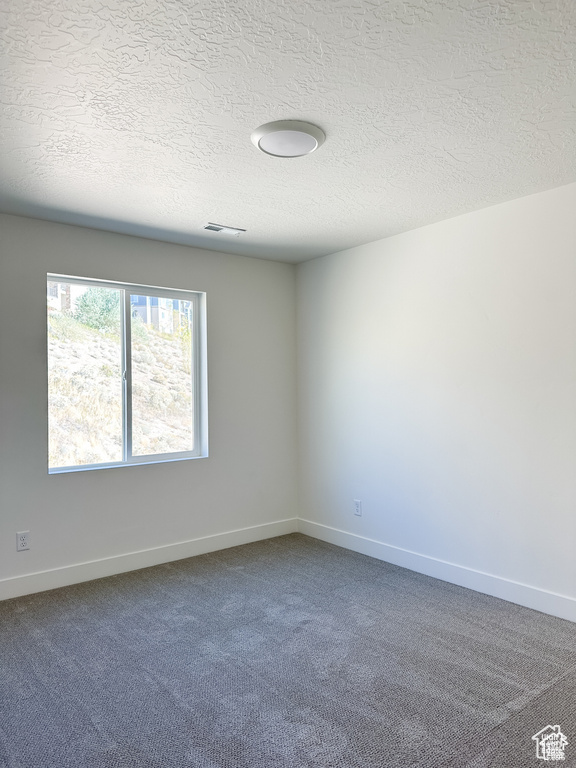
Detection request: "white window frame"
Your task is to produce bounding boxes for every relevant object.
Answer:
[48,274,208,474]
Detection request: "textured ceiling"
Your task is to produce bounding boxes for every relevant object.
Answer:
[1,0,575,263]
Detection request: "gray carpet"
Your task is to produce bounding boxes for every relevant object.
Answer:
[0,533,575,767]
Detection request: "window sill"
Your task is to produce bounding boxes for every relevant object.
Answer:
[48,453,209,475]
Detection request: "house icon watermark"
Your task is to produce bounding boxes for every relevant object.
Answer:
[532,725,568,761]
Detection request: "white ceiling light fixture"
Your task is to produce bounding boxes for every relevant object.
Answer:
[251,120,325,158]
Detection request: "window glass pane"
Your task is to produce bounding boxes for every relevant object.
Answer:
[47,282,123,468]
[130,295,194,456]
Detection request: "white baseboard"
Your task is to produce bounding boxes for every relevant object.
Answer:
[5,516,575,624]
[0,518,299,601]
[298,519,576,623]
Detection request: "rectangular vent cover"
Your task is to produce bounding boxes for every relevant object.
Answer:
[203,222,246,236]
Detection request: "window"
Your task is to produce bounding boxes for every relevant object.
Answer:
[47,275,207,473]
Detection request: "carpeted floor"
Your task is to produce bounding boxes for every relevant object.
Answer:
[0,533,575,767]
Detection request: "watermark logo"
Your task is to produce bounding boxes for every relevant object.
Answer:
[532,725,568,761]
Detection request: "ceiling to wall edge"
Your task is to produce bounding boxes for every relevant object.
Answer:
[2,179,575,266]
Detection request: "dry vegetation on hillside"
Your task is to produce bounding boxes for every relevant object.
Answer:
[48,312,193,468]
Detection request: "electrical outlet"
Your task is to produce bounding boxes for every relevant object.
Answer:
[353,499,362,517]
[16,531,30,551]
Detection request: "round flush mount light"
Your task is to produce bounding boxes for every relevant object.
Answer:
[251,120,325,158]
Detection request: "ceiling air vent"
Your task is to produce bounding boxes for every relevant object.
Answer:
[203,222,246,236]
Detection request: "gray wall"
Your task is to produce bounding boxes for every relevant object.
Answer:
[297,182,576,619]
[0,214,298,595]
